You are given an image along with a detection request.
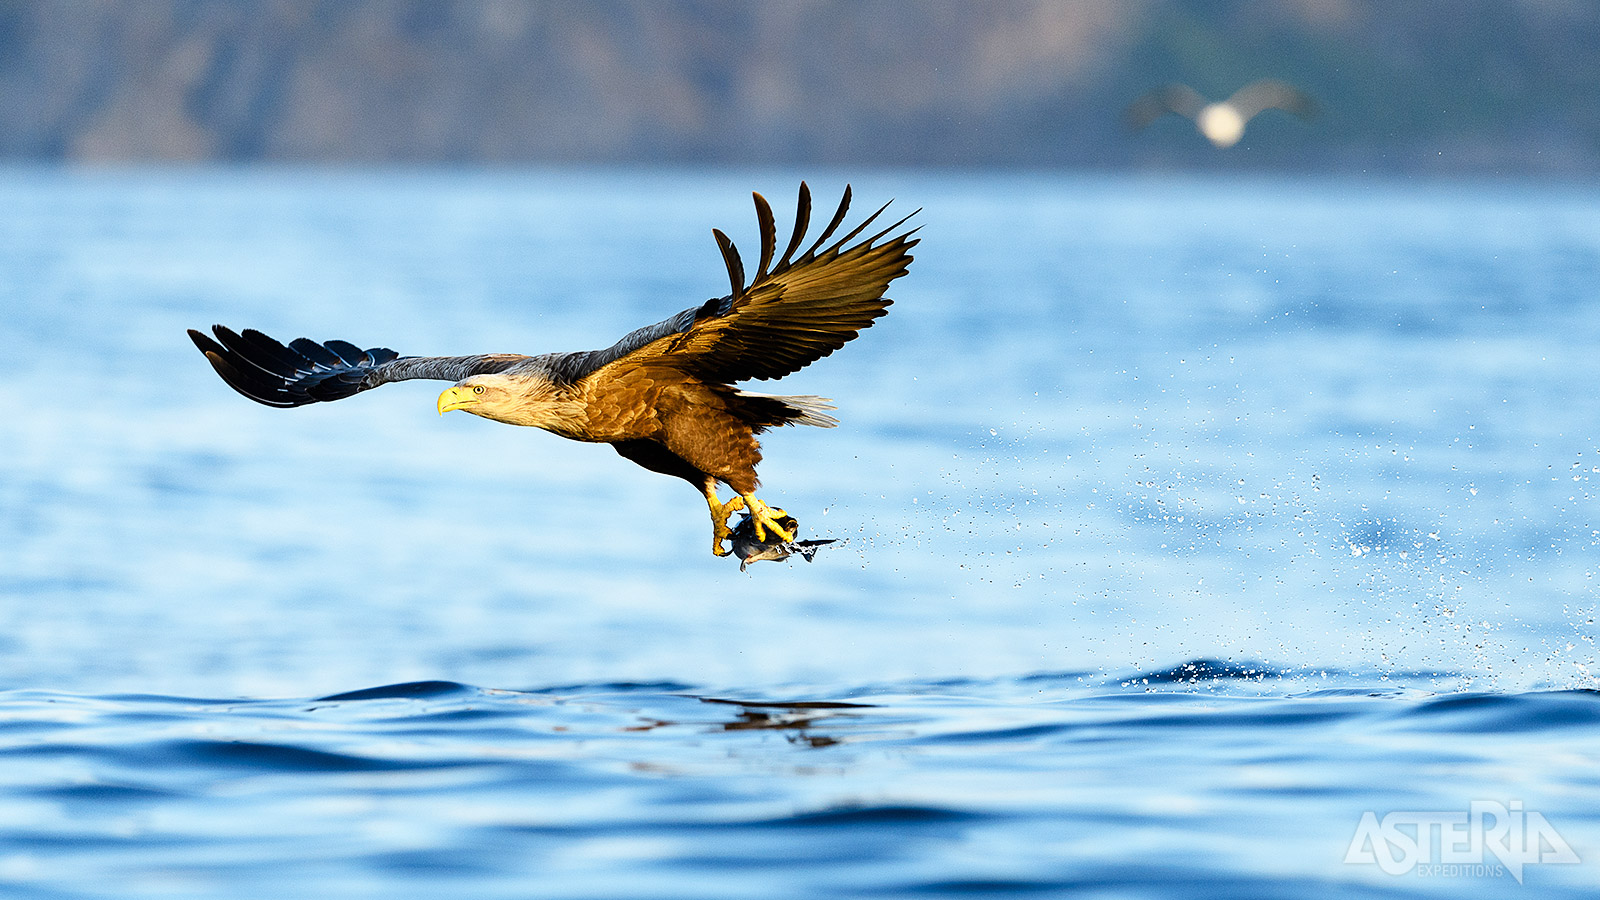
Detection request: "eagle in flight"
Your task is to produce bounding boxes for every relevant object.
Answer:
[189,183,918,557]
[1125,79,1316,148]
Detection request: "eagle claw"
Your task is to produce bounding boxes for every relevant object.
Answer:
[740,495,794,543]
[708,494,747,556]
[704,489,794,555]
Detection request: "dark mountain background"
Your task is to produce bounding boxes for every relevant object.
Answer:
[2,0,1596,173]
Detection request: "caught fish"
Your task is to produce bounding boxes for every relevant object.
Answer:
[729,513,838,572]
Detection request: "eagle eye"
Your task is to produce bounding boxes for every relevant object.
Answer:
[472,385,485,395]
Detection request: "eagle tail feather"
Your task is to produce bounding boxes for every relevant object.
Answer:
[733,389,839,429]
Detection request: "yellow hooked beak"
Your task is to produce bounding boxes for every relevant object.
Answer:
[437,385,477,415]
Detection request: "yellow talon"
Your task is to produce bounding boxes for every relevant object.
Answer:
[710,503,741,556]
[739,494,794,543]
[704,485,747,557]
[702,485,795,554]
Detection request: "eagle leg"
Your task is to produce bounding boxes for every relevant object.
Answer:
[738,494,795,543]
[704,481,745,557]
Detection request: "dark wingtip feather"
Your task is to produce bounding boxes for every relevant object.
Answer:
[802,185,853,260]
[188,328,223,356]
[202,350,299,407]
[713,227,746,298]
[189,325,393,409]
[752,191,777,280]
[863,208,922,248]
[288,337,343,369]
[235,328,309,374]
[776,181,813,271]
[323,339,367,366]
[828,198,893,254]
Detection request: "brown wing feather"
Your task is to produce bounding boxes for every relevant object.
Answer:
[578,182,917,387]
[666,182,919,383]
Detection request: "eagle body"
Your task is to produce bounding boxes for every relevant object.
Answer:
[448,359,816,496]
[190,183,917,556]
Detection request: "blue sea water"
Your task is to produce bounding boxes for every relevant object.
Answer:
[0,168,1597,897]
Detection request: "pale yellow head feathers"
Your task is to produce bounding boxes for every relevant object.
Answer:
[437,374,521,416]
[436,371,579,432]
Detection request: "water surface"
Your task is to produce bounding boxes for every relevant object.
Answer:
[1,169,1597,896]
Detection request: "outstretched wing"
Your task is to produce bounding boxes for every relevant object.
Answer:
[567,182,917,385]
[1124,83,1208,130]
[1226,79,1317,121]
[189,325,529,408]
[676,182,918,382]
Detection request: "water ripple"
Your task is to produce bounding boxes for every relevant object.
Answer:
[316,680,477,702]
[1,674,1593,898]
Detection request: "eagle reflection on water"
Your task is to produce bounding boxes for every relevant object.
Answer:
[641,697,876,749]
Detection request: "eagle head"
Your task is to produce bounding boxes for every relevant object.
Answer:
[437,373,521,417]
[437,371,572,431]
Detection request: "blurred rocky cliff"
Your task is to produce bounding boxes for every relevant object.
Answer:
[2,0,1596,172]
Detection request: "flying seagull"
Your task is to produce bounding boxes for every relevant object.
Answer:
[1125,79,1316,148]
[189,183,917,558]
